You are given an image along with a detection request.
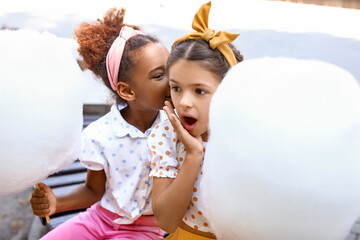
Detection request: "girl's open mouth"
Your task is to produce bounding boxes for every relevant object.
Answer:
[182,116,197,131]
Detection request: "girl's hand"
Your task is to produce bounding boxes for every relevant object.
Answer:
[163,101,203,157]
[30,182,57,217]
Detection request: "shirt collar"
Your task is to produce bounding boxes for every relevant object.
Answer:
[111,104,167,138]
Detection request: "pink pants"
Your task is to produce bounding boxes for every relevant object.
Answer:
[40,203,164,240]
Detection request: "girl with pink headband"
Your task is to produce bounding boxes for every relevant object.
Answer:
[30,7,170,239]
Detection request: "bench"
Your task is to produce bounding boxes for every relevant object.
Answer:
[346,218,360,240]
[36,104,360,239]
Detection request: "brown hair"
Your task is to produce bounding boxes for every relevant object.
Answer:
[74,7,160,104]
[166,39,243,81]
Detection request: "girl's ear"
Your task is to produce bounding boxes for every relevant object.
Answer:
[116,82,136,102]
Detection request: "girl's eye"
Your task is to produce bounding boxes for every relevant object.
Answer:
[171,86,180,92]
[153,73,164,79]
[196,89,206,95]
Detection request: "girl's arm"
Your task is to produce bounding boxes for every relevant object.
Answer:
[56,169,106,212]
[151,102,204,233]
[30,169,106,217]
[152,154,202,233]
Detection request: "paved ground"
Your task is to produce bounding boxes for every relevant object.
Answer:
[0,188,35,240]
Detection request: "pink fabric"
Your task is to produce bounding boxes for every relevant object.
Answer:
[106,26,143,91]
[40,203,164,240]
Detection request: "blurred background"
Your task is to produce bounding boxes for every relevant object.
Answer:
[0,0,359,239]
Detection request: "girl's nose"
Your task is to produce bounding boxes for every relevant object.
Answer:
[179,92,193,109]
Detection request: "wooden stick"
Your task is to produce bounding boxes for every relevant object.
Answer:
[35,183,50,224]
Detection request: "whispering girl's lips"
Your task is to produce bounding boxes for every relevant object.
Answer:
[182,114,197,131]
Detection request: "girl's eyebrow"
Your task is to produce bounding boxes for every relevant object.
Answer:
[170,79,211,88]
[192,83,211,87]
[149,66,165,75]
[169,79,178,83]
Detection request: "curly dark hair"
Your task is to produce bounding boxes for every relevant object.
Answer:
[74,7,159,104]
[166,39,243,81]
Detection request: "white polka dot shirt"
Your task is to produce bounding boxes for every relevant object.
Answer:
[148,119,213,233]
[80,104,166,224]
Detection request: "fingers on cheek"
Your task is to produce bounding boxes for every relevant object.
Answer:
[164,107,172,116]
[174,114,180,124]
[169,117,176,126]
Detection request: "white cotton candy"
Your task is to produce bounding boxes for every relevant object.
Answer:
[201,58,360,240]
[0,29,84,195]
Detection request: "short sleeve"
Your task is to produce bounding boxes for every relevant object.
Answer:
[80,123,106,171]
[148,120,180,178]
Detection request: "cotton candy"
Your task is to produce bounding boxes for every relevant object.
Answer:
[201,58,360,239]
[0,29,84,195]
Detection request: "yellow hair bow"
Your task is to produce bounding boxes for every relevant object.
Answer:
[173,1,239,66]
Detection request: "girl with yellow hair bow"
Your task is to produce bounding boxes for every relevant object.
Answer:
[148,2,244,239]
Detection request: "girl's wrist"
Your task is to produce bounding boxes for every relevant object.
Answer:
[187,144,204,157]
[186,151,203,162]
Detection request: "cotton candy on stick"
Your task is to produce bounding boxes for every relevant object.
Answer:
[0,29,84,196]
[201,58,360,240]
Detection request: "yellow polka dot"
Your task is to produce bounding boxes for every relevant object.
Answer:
[155,125,159,129]
[179,157,184,162]
[193,188,197,192]
[184,217,187,221]
[175,165,179,169]
[173,173,177,176]
[151,145,156,149]
[165,151,170,155]
[173,138,176,142]
[160,156,163,160]
[194,225,198,230]
[159,166,163,169]
[159,171,163,175]
[152,162,156,167]
[198,211,202,215]
[204,223,208,227]
[159,142,163,145]
[193,197,198,202]
[184,148,187,152]
[166,168,169,171]
[191,214,195,219]
[164,126,169,130]
[151,133,155,137]
[162,133,166,137]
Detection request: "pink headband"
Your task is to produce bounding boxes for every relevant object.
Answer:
[106,26,143,91]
